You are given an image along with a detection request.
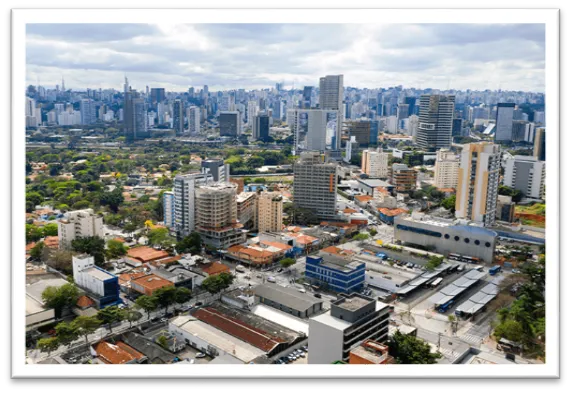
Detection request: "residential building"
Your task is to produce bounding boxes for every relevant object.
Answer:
[237,191,258,230]
[72,255,120,308]
[253,113,270,141]
[533,127,546,161]
[496,195,516,223]
[257,192,283,233]
[219,111,240,137]
[389,163,417,193]
[253,284,324,318]
[293,152,338,221]
[394,213,497,263]
[434,149,459,189]
[57,209,103,249]
[195,182,247,249]
[187,106,200,134]
[494,103,516,142]
[503,155,546,200]
[305,254,365,293]
[201,159,229,182]
[163,191,175,229]
[92,341,146,364]
[361,148,389,179]
[455,142,501,226]
[173,172,212,237]
[416,94,455,151]
[348,339,394,364]
[308,294,390,364]
[80,98,96,125]
[172,99,184,136]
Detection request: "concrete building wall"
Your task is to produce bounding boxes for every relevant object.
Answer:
[308,318,344,364]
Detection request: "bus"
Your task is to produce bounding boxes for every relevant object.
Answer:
[437,300,454,313]
[489,265,502,276]
[448,253,480,264]
[430,277,443,288]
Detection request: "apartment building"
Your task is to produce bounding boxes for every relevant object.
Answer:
[237,192,258,230]
[389,163,417,193]
[503,155,545,200]
[57,209,103,249]
[361,148,389,179]
[434,149,459,189]
[257,192,284,233]
[173,173,212,237]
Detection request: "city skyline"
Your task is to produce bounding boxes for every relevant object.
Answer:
[26,23,546,92]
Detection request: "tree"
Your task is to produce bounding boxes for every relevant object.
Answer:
[46,249,74,274]
[97,306,124,332]
[175,232,203,255]
[426,256,444,271]
[201,272,234,294]
[494,320,526,344]
[71,316,102,349]
[71,236,106,266]
[353,233,370,241]
[37,337,60,356]
[441,195,456,211]
[123,307,143,328]
[368,228,378,236]
[100,187,124,213]
[26,224,43,243]
[135,295,158,319]
[174,287,192,306]
[42,222,59,237]
[42,283,79,319]
[54,321,80,348]
[448,314,458,335]
[388,330,441,364]
[154,286,177,315]
[106,239,128,259]
[279,258,296,269]
[29,241,45,261]
[157,334,169,350]
[148,227,173,247]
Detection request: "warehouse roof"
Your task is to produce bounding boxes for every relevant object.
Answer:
[254,284,323,313]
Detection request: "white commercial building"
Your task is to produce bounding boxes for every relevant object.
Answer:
[455,143,501,227]
[434,149,459,189]
[57,209,103,249]
[503,155,546,200]
[187,106,200,134]
[361,148,389,179]
[72,255,120,307]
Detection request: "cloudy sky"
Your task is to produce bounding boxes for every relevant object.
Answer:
[26,23,545,92]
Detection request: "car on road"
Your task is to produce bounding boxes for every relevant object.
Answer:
[298,288,306,293]
[313,293,322,298]
[195,302,203,307]
[277,268,283,273]
[160,318,168,323]
[195,352,206,358]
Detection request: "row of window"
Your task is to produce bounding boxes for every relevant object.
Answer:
[443,233,492,247]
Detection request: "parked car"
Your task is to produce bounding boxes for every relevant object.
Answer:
[159,318,168,323]
[195,302,203,307]
[313,293,322,298]
[277,268,284,273]
[195,352,206,358]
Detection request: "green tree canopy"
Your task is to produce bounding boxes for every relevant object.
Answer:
[71,315,102,349]
[54,321,80,348]
[279,258,296,269]
[37,337,60,356]
[153,286,177,314]
[41,283,80,318]
[106,239,128,260]
[71,236,106,266]
[29,241,45,261]
[174,287,192,305]
[175,232,203,255]
[135,295,158,319]
[97,306,124,332]
[388,330,441,364]
[201,272,234,294]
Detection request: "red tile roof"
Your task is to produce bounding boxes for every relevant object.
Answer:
[127,246,170,263]
[192,307,284,352]
[201,262,230,276]
[93,341,145,364]
[76,295,95,308]
[355,195,373,203]
[131,274,174,292]
[377,208,408,217]
[44,236,59,249]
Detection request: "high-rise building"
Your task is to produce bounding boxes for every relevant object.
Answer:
[503,156,545,200]
[57,209,104,249]
[257,192,284,233]
[319,75,344,150]
[173,173,212,237]
[195,182,247,249]
[494,103,516,142]
[293,152,338,221]
[452,118,463,137]
[302,86,313,109]
[187,106,200,134]
[247,101,259,127]
[80,98,96,125]
[123,90,147,142]
[163,191,175,229]
[404,96,417,116]
[390,163,417,193]
[219,111,240,137]
[434,149,459,189]
[416,94,455,151]
[343,120,371,147]
[308,293,390,364]
[533,128,546,161]
[455,142,501,226]
[150,88,165,108]
[408,115,419,139]
[201,159,229,182]
[397,103,409,120]
[533,111,545,125]
[361,148,389,179]
[236,192,258,230]
[291,109,337,153]
[253,113,270,142]
[172,99,185,136]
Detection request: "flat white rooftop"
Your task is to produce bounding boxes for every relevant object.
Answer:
[251,304,309,335]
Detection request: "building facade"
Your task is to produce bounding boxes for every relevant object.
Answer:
[390,163,417,193]
[361,148,389,179]
[57,209,104,249]
[201,159,229,182]
[503,155,545,200]
[72,255,120,308]
[305,255,365,293]
[533,127,546,161]
[163,191,175,229]
[219,111,240,137]
[172,99,185,136]
[455,142,501,227]
[494,103,516,142]
[257,192,284,233]
[416,94,455,151]
[434,149,459,189]
[173,173,212,237]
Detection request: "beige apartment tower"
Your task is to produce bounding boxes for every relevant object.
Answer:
[361,148,389,179]
[434,149,459,189]
[57,209,104,249]
[455,143,501,226]
[257,192,284,233]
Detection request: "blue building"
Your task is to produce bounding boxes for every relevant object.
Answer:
[163,191,175,229]
[305,255,365,293]
[72,255,121,308]
[369,120,379,145]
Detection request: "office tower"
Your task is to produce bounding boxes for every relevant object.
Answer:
[503,156,545,200]
[172,99,185,136]
[397,103,409,120]
[385,115,398,134]
[405,96,416,116]
[308,294,390,364]
[80,99,96,125]
[343,120,371,147]
[319,75,344,150]
[361,148,389,179]
[511,120,529,142]
[533,128,546,161]
[25,97,35,117]
[123,76,129,94]
[472,106,490,121]
[524,122,536,143]
[344,136,357,164]
[533,111,545,125]
[150,88,165,108]
[303,86,313,109]
[434,149,459,189]
[203,85,209,95]
[173,173,212,237]
[253,113,270,142]
[390,163,417,192]
[195,183,247,249]
[408,115,419,139]
[247,100,259,127]
[123,90,147,142]
[291,109,335,153]
[219,111,240,137]
[452,118,463,137]
[201,159,229,182]
[293,152,338,221]
[57,209,104,249]
[455,142,501,226]
[187,106,200,134]
[163,191,175,229]
[416,94,455,151]
[369,120,379,145]
[494,103,516,142]
[257,192,284,233]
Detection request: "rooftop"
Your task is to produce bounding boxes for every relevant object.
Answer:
[127,246,170,263]
[357,179,391,188]
[333,294,372,311]
[253,284,323,313]
[131,274,174,291]
[93,341,145,364]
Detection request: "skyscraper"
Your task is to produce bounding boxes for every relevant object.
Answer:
[494,103,516,142]
[416,94,455,151]
[187,106,200,134]
[150,88,165,108]
[173,173,212,237]
[257,192,284,233]
[80,98,96,125]
[404,96,417,116]
[293,152,338,221]
[319,75,344,150]
[533,127,546,161]
[361,148,389,179]
[503,156,545,200]
[253,113,270,142]
[163,191,175,229]
[172,99,184,136]
[455,142,501,226]
[343,120,371,147]
[302,86,313,109]
[434,149,459,189]
[201,159,229,182]
[219,111,240,137]
[123,90,147,142]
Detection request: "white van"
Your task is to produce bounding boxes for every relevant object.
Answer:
[267,276,276,283]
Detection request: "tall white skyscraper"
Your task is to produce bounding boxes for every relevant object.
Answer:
[173,173,212,237]
[319,74,344,150]
[187,106,200,134]
[416,94,455,151]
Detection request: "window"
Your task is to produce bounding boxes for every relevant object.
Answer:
[485,242,491,247]
[444,234,450,239]
[454,236,460,241]
[475,240,480,245]
[464,238,470,244]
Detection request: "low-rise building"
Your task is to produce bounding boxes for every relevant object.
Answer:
[127,246,170,264]
[253,284,323,318]
[92,341,146,364]
[305,254,365,293]
[72,255,120,308]
[377,207,408,225]
[130,273,174,296]
[348,339,394,364]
